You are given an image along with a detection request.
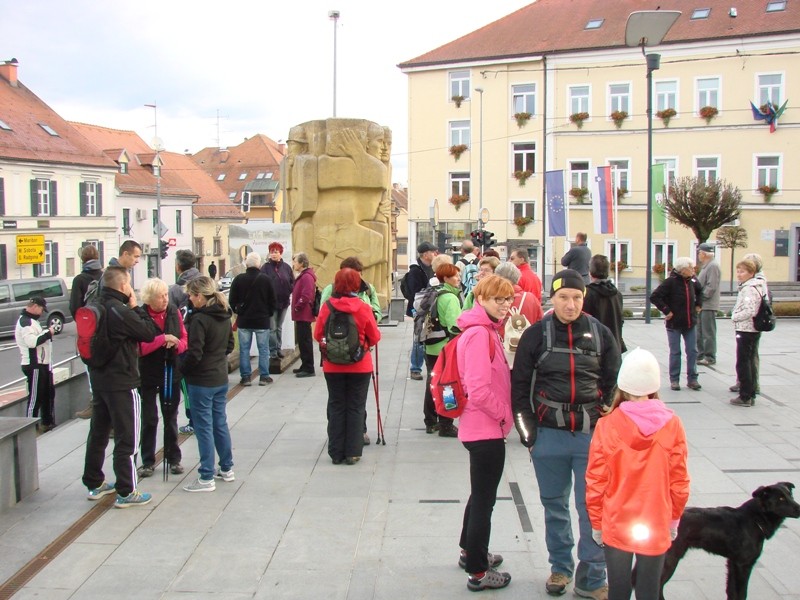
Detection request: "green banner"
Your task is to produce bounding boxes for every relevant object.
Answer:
[652,163,666,234]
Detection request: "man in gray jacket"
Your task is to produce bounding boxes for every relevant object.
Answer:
[696,243,721,366]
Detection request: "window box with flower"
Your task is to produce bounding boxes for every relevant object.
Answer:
[758,185,778,202]
[610,110,628,129]
[569,186,589,204]
[699,105,718,124]
[513,169,533,186]
[569,112,590,129]
[514,216,533,236]
[452,95,465,108]
[514,112,532,128]
[652,262,672,280]
[449,144,468,161]
[615,261,628,273]
[656,108,677,127]
[449,194,469,210]
[616,187,628,201]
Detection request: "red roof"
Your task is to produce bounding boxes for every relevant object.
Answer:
[161,152,244,219]
[399,0,800,69]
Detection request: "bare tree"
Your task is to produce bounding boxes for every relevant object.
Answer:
[664,177,742,243]
[716,226,749,293]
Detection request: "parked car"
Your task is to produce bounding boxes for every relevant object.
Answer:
[218,269,234,291]
[0,277,73,337]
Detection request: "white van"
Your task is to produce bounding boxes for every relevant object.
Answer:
[0,278,73,337]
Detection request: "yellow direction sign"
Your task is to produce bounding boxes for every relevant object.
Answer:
[16,234,45,265]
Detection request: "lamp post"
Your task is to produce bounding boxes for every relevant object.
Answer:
[474,87,484,232]
[329,10,340,117]
[625,10,680,323]
[145,102,162,278]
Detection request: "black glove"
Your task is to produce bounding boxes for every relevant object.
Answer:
[514,412,538,448]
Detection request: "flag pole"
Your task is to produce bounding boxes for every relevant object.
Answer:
[613,167,619,283]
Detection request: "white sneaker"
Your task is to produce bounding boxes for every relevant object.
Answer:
[214,469,235,482]
[183,478,216,492]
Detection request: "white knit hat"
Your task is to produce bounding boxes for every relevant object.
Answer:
[617,348,661,396]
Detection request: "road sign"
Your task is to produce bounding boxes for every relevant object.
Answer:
[168,238,177,247]
[153,221,169,238]
[16,234,45,265]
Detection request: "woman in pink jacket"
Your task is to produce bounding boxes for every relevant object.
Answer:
[455,275,514,592]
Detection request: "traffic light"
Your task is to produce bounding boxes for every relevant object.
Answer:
[483,230,496,250]
[470,229,484,248]
[241,190,251,213]
[159,239,169,259]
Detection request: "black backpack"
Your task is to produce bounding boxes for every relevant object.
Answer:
[323,300,364,364]
[753,291,776,332]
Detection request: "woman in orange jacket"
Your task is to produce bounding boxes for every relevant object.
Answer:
[585,348,690,600]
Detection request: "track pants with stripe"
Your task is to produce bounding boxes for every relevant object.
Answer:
[82,388,141,497]
[22,364,55,427]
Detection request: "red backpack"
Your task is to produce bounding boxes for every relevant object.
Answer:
[75,301,115,369]
[430,324,496,419]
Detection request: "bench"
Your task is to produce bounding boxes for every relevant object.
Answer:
[0,417,39,513]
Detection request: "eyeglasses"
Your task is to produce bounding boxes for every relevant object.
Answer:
[492,297,515,305]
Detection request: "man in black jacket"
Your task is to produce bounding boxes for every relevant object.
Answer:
[650,256,703,391]
[229,252,276,386]
[82,267,158,508]
[401,241,436,380]
[512,270,620,598]
[582,255,626,354]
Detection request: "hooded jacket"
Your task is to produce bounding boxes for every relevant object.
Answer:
[404,259,434,316]
[455,306,513,442]
[732,275,768,333]
[69,258,103,316]
[168,267,202,309]
[583,279,626,353]
[229,267,276,329]
[314,294,381,374]
[320,278,382,322]
[650,270,703,331]
[585,399,690,555]
[516,261,543,301]
[182,303,235,387]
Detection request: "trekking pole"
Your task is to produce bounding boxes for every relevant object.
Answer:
[163,362,172,482]
[373,343,386,445]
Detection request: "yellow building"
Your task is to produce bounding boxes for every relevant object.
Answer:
[399,0,800,287]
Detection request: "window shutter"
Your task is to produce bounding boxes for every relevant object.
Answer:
[96,183,103,216]
[79,182,87,216]
[0,177,5,215]
[51,242,59,275]
[49,180,58,216]
[0,245,6,279]
[98,241,105,265]
[30,180,38,216]
[33,263,40,277]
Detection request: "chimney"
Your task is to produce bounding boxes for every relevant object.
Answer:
[0,58,19,87]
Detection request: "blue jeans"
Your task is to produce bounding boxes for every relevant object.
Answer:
[666,327,698,384]
[410,341,424,374]
[187,383,233,481]
[238,328,270,379]
[270,307,288,357]
[531,427,606,591]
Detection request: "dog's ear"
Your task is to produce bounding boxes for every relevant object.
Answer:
[780,482,795,493]
[753,486,767,499]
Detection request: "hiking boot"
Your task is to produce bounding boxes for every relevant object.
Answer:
[114,490,152,508]
[574,585,609,600]
[75,404,93,419]
[259,376,273,386]
[687,381,702,391]
[467,568,511,592]
[459,551,504,570]
[183,478,216,492]
[363,432,371,445]
[137,465,155,478]
[425,423,440,434]
[439,424,459,438]
[730,397,754,407]
[214,469,235,482]
[87,481,115,501]
[295,370,314,378]
[170,463,185,475]
[292,367,304,374]
[670,381,681,391]
[545,573,572,595]
[345,456,361,465]
[410,371,423,381]
[179,425,194,435]
[277,350,285,359]
[240,377,252,386]
[729,383,740,392]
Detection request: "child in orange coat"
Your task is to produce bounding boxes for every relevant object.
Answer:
[585,348,690,600]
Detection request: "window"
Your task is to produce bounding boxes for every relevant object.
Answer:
[767,1,787,12]
[653,241,677,268]
[605,240,631,270]
[585,18,604,29]
[30,179,56,217]
[34,241,58,277]
[0,119,11,131]
[213,238,222,256]
[691,8,710,19]
[569,85,590,115]
[758,73,783,105]
[256,172,265,179]
[756,155,780,189]
[176,210,183,234]
[607,160,630,194]
[449,70,470,101]
[513,143,536,173]
[153,165,161,177]
[696,77,720,109]
[655,80,678,112]
[119,162,128,174]
[39,123,58,136]
[449,120,470,147]
[80,181,102,216]
[228,192,236,199]
[238,173,247,180]
[0,177,4,215]
[194,237,204,257]
[122,208,131,235]
[217,173,225,181]
[569,161,590,190]
[696,157,719,184]
[450,172,470,198]
[512,201,535,220]
[152,209,159,230]
[265,172,273,179]
[655,157,678,190]
[512,84,536,115]
[609,83,630,114]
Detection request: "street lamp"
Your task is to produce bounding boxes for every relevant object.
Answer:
[329,10,340,117]
[145,102,163,278]
[625,10,680,323]
[474,87,484,232]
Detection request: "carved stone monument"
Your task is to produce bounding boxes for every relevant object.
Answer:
[287,118,392,311]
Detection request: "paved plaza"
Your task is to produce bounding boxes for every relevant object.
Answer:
[1,317,800,599]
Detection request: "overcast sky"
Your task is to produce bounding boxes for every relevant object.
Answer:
[1,0,532,185]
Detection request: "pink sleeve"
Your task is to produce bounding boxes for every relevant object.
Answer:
[140,334,166,357]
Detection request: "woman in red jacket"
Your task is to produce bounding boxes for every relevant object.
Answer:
[585,348,690,600]
[314,268,381,465]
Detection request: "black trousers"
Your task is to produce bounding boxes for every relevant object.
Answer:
[735,331,760,401]
[295,320,315,373]
[459,438,506,574]
[423,353,453,428]
[605,545,665,600]
[325,372,370,461]
[22,364,55,426]
[82,388,141,497]
[139,381,182,466]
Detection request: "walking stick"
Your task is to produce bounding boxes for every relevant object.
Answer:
[163,362,173,481]
[372,343,386,445]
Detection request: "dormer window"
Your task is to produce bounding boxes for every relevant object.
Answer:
[691,8,711,19]
[39,123,59,136]
[153,165,161,177]
[767,1,787,11]
[585,18,604,29]
[119,162,128,174]
[238,173,247,180]
[256,172,265,179]
[217,174,225,181]
[0,119,11,131]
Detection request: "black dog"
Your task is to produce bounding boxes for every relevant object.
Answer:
[659,481,800,599]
